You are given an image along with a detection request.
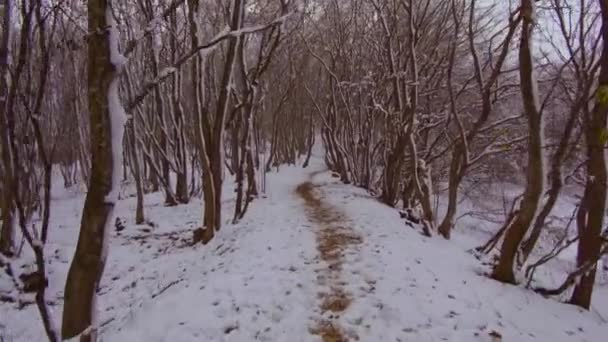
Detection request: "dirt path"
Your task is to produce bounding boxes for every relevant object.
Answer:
[295,174,362,342]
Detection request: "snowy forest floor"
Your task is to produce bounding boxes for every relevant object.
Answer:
[2,152,608,342]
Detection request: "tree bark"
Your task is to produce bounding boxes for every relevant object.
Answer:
[209,0,245,231]
[518,101,579,264]
[169,11,189,204]
[144,0,175,207]
[129,121,145,224]
[492,0,545,284]
[438,147,464,239]
[568,0,608,309]
[187,0,215,243]
[0,0,14,256]
[62,1,125,339]
[438,0,521,239]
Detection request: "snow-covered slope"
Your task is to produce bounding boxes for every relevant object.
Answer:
[310,171,607,342]
[1,153,607,341]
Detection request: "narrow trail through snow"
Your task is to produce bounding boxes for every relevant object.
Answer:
[4,160,608,341]
[296,171,362,342]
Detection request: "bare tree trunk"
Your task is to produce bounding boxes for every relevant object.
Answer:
[519,103,579,264]
[233,38,248,222]
[1,0,41,257]
[492,0,545,284]
[210,0,245,231]
[438,148,464,238]
[188,0,216,243]
[7,2,61,339]
[404,2,434,232]
[122,68,145,225]
[72,67,91,187]
[169,11,188,204]
[235,85,259,221]
[62,1,126,339]
[148,159,160,192]
[0,0,14,256]
[568,0,608,309]
[128,121,145,224]
[381,135,405,206]
[438,0,521,239]
[233,114,245,221]
[144,1,175,207]
[230,119,240,175]
[303,111,314,168]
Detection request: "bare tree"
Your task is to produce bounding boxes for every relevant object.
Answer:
[518,0,600,265]
[62,0,127,339]
[0,0,14,256]
[492,0,546,284]
[568,0,608,310]
[438,0,522,239]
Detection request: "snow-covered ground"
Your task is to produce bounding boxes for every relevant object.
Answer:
[314,171,608,341]
[1,150,608,341]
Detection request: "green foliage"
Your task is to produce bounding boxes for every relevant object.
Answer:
[600,128,608,146]
[597,85,608,106]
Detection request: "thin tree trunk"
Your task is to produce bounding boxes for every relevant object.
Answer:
[210,0,245,231]
[438,147,464,238]
[518,67,587,264]
[0,0,14,256]
[492,0,545,284]
[145,4,175,207]
[3,0,37,257]
[172,70,188,203]
[438,0,521,239]
[188,0,216,243]
[303,113,314,168]
[12,3,60,339]
[129,121,145,224]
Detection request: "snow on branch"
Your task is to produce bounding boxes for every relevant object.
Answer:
[126,66,178,113]
[534,243,608,297]
[126,13,291,114]
[106,7,128,204]
[123,0,187,57]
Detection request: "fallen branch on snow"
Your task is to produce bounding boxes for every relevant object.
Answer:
[151,279,183,299]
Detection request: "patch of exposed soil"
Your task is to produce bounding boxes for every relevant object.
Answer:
[320,288,352,313]
[296,178,362,342]
[309,320,349,342]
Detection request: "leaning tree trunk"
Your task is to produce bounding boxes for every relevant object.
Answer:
[62,1,126,340]
[518,101,579,265]
[569,0,608,309]
[438,0,521,239]
[438,147,464,239]
[492,0,545,284]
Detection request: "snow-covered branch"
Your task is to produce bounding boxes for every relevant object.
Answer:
[126,13,291,113]
[122,0,187,57]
